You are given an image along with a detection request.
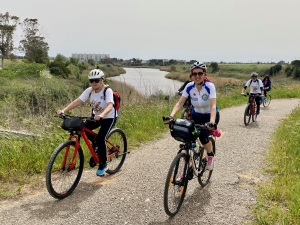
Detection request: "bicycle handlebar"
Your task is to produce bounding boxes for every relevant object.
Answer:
[55,113,89,120]
[242,93,261,97]
[162,116,216,130]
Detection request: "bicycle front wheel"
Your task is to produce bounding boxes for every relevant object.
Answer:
[106,128,127,175]
[197,147,213,187]
[263,95,271,107]
[244,104,251,126]
[46,140,84,199]
[164,152,189,217]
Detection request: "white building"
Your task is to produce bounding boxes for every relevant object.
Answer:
[71,53,110,62]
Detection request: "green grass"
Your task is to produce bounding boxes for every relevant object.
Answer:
[251,106,300,224]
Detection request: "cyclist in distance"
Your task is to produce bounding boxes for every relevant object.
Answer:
[262,75,272,96]
[241,72,264,114]
[56,69,117,176]
[166,61,219,170]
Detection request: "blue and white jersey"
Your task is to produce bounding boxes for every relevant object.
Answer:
[245,79,263,94]
[182,81,216,115]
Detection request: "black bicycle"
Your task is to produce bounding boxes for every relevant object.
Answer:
[162,117,217,217]
[243,93,260,126]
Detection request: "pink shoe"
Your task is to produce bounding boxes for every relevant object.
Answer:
[211,129,221,137]
[206,156,214,170]
[176,174,184,181]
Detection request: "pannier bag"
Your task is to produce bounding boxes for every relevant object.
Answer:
[61,117,84,131]
[170,119,199,142]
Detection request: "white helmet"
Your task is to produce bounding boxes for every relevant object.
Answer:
[190,61,207,72]
[251,72,258,78]
[88,69,104,80]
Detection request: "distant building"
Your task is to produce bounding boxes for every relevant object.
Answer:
[71,53,110,62]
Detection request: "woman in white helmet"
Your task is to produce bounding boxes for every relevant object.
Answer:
[166,61,219,170]
[57,69,117,176]
[241,72,264,115]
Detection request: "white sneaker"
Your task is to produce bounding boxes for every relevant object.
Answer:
[205,156,214,170]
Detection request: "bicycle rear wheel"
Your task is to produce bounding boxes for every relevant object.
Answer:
[106,128,127,175]
[164,152,189,217]
[181,107,189,119]
[197,145,213,187]
[263,95,271,107]
[46,140,84,199]
[244,104,251,126]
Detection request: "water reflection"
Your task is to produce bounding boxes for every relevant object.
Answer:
[108,68,184,97]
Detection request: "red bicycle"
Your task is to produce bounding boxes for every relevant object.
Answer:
[46,114,128,199]
[243,93,260,125]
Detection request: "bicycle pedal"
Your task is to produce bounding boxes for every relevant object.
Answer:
[89,157,96,168]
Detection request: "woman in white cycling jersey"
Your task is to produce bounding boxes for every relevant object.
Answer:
[57,69,117,176]
[167,61,219,170]
[241,72,264,115]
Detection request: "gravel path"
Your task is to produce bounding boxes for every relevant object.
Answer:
[0,99,299,225]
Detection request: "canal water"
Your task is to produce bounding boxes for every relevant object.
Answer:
[108,67,184,96]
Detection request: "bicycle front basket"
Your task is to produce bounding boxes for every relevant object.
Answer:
[170,119,199,142]
[61,117,84,131]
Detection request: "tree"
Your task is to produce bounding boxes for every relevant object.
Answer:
[291,60,300,68]
[87,58,95,66]
[19,18,49,63]
[209,62,219,73]
[0,12,19,68]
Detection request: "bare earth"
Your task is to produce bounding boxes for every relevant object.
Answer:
[0,99,299,225]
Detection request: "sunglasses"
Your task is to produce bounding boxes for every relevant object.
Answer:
[192,72,205,76]
[89,79,101,83]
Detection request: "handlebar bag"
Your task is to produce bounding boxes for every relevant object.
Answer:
[61,117,84,131]
[170,119,199,142]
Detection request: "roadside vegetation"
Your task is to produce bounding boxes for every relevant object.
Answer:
[0,61,300,223]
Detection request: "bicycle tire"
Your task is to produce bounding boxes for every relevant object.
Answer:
[252,104,257,122]
[164,152,189,217]
[263,95,271,107]
[46,140,84,199]
[197,147,213,187]
[244,103,251,126]
[106,128,127,175]
[180,107,189,119]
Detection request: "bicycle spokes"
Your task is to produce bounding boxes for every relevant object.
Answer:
[164,153,188,217]
[46,141,84,199]
[105,128,128,175]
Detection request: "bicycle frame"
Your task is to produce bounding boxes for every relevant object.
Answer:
[64,126,122,170]
[249,95,256,115]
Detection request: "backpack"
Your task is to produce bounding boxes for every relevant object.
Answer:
[103,87,121,111]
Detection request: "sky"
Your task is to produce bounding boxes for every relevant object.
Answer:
[2,0,300,63]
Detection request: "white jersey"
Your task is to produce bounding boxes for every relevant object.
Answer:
[79,87,117,119]
[182,81,216,115]
[245,79,263,94]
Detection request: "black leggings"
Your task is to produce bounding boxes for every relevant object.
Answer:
[191,112,220,145]
[84,116,116,168]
